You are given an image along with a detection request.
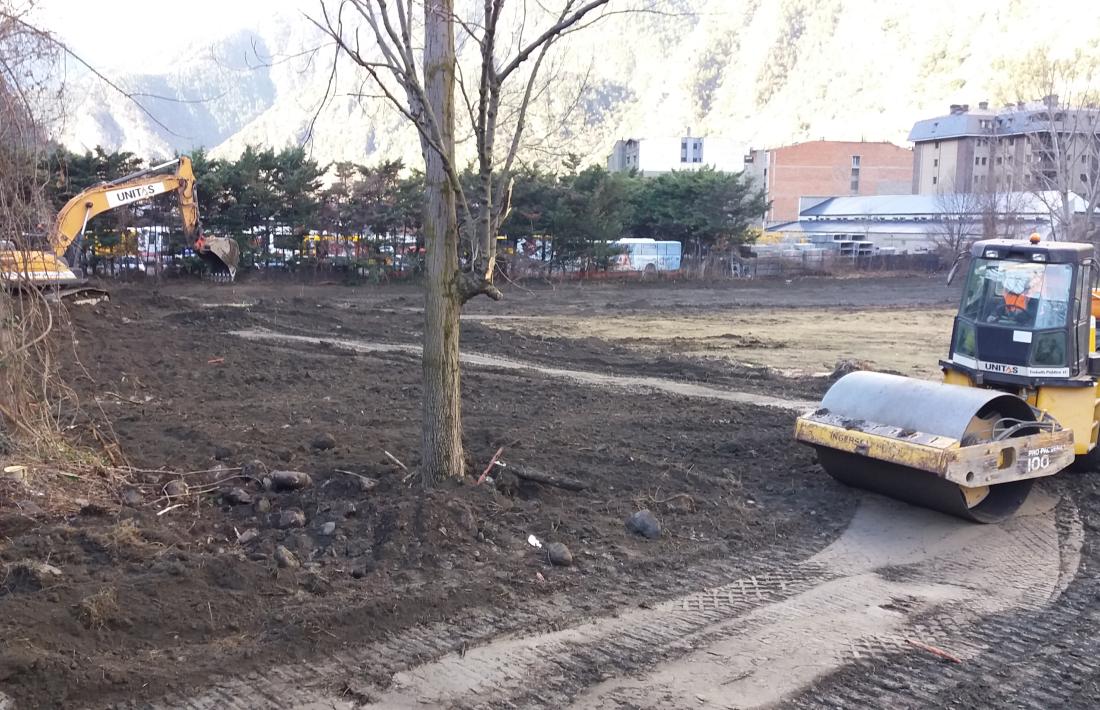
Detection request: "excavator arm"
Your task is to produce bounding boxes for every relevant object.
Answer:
[52,157,199,256]
[51,156,237,278]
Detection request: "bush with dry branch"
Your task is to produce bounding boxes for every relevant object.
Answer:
[0,2,120,484]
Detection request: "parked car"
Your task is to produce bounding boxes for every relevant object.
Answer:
[118,256,147,273]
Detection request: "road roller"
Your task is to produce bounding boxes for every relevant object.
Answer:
[795,236,1100,522]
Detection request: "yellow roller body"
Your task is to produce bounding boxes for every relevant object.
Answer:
[795,371,1075,522]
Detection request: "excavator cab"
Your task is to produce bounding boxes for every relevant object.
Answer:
[795,237,1099,523]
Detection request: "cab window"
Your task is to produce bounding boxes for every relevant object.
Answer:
[960,258,1072,329]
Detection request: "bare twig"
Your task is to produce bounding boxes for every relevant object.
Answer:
[383,450,409,472]
[906,638,963,664]
[476,445,506,485]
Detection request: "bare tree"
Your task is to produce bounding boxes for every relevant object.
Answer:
[312,0,634,483]
[0,1,72,453]
[1004,52,1100,241]
[976,185,1031,241]
[932,180,982,254]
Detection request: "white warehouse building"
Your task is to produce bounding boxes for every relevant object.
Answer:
[763,192,1091,255]
[606,135,745,176]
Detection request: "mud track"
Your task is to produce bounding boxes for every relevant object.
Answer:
[230,328,818,412]
[155,489,1082,709]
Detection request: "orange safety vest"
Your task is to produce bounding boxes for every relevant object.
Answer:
[1004,291,1029,312]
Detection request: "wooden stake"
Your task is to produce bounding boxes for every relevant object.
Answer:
[906,638,962,664]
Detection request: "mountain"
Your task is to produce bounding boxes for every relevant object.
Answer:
[57,0,1100,170]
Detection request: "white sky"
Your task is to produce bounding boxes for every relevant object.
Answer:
[35,0,307,73]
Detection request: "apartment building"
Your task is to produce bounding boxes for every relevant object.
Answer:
[606,135,744,176]
[909,98,1100,195]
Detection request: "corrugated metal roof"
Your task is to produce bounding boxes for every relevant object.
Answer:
[800,191,1081,218]
[767,219,1050,236]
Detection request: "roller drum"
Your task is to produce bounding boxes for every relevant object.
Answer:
[813,372,1037,523]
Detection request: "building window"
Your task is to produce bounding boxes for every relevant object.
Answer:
[996,156,1003,165]
[932,176,938,185]
[981,157,987,165]
[933,158,939,167]
[1083,154,1089,164]
[851,155,861,167]
[975,157,981,166]
[1082,173,1089,183]
[850,165,860,192]
[934,141,940,149]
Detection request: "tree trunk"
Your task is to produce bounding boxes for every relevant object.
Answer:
[420,0,465,483]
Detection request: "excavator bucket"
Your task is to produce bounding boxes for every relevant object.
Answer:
[198,237,240,282]
[794,371,1074,522]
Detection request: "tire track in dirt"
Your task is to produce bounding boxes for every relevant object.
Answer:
[147,488,1079,709]
[229,328,818,412]
[786,486,1094,709]
[137,549,822,710]
[326,490,1076,710]
[565,489,1079,710]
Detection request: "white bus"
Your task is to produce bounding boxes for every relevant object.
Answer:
[610,238,682,273]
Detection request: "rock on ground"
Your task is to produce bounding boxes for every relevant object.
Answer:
[311,433,337,451]
[626,509,662,539]
[266,470,313,492]
[547,542,573,566]
[164,480,188,498]
[222,488,253,506]
[120,488,143,507]
[274,545,299,568]
[272,509,307,529]
[237,528,260,545]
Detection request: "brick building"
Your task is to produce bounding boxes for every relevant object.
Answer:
[743,140,914,224]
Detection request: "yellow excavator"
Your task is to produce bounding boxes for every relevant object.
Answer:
[0,156,240,299]
[795,235,1100,522]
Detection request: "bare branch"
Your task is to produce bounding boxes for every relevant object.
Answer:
[497,0,610,83]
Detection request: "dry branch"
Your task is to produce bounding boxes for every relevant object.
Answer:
[906,638,963,664]
[476,445,506,485]
[495,460,588,491]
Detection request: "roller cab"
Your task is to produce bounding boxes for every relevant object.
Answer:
[796,237,1099,522]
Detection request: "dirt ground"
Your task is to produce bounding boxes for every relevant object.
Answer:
[11,273,1088,709]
